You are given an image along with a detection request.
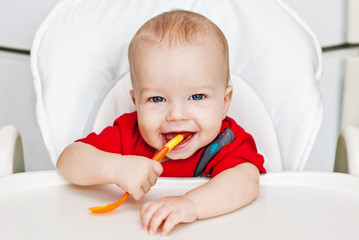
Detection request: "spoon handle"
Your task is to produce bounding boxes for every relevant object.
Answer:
[89,133,189,213]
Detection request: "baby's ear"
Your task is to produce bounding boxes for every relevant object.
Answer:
[129,89,136,105]
[222,85,233,119]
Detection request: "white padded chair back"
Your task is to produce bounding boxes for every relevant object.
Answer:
[31,0,322,171]
[93,72,282,172]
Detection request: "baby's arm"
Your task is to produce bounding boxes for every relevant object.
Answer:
[57,142,163,200]
[140,162,259,235]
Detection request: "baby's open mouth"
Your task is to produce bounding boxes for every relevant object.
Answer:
[162,132,193,147]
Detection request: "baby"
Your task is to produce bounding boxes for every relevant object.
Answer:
[57,10,266,236]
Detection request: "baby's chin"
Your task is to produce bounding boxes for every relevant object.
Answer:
[164,150,196,161]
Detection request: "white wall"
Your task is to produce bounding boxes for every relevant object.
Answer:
[0,52,53,170]
[282,0,347,46]
[0,0,60,49]
[0,1,59,170]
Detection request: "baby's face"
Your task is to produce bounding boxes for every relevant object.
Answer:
[130,41,232,160]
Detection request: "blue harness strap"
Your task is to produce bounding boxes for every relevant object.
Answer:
[193,128,235,177]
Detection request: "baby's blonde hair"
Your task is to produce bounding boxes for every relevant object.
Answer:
[128,10,230,84]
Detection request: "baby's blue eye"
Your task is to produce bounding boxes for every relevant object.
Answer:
[150,96,165,102]
[189,94,204,100]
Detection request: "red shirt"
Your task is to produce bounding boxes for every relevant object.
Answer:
[77,111,266,177]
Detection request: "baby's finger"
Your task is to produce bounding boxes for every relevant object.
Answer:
[131,187,145,201]
[149,172,158,186]
[141,180,151,194]
[140,200,153,214]
[161,213,179,236]
[153,162,163,176]
[140,201,161,230]
[148,208,170,235]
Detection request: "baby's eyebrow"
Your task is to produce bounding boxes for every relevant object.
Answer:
[138,84,217,95]
[188,85,216,92]
[138,86,163,94]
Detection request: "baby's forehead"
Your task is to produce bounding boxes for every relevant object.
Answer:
[132,37,223,59]
[131,66,228,92]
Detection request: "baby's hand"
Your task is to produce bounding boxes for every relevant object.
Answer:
[110,155,163,200]
[140,195,198,236]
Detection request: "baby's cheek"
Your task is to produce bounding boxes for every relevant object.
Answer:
[201,123,222,143]
[138,123,161,149]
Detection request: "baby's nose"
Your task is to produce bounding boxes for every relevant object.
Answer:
[166,103,189,122]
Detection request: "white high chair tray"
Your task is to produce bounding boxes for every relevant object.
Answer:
[1,171,359,239]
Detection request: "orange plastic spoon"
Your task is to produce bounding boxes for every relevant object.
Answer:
[89,133,189,213]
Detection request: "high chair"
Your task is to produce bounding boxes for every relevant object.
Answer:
[0,125,25,176]
[30,0,323,172]
[334,58,359,176]
[335,126,359,175]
